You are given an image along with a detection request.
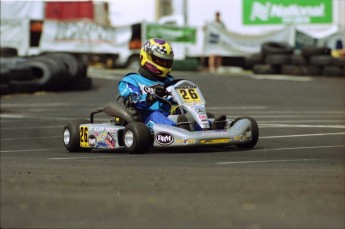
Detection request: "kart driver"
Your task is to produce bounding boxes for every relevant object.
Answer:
[118,38,226,131]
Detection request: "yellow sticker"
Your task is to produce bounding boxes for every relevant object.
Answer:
[177,87,201,103]
[199,138,230,144]
[80,125,89,147]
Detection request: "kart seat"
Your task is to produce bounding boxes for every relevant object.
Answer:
[116,94,142,122]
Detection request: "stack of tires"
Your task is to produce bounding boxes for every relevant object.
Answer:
[245,42,345,77]
[1,48,92,95]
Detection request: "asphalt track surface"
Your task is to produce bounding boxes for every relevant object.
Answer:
[1,68,344,229]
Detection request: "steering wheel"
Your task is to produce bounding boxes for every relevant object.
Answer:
[163,79,185,89]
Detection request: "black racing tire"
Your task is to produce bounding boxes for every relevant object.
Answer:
[15,59,57,89]
[290,55,308,65]
[9,81,39,93]
[0,68,10,95]
[244,53,264,69]
[234,117,259,149]
[309,55,333,66]
[0,57,27,69]
[301,47,331,57]
[9,66,34,81]
[261,42,293,56]
[323,66,342,77]
[63,119,92,152]
[300,65,322,76]
[0,84,10,95]
[265,54,291,66]
[123,122,151,154]
[1,68,10,84]
[331,57,345,67]
[43,53,80,78]
[0,47,18,57]
[252,64,280,74]
[78,62,88,78]
[72,77,92,90]
[30,56,70,88]
[281,65,303,76]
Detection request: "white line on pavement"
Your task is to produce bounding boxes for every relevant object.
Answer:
[0,148,65,153]
[89,74,123,80]
[260,120,345,123]
[47,155,128,160]
[260,132,345,139]
[259,124,345,128]
[0,114,73,121]
[216,158,341,165]
[252,145,345,152]
[249,75,314,81]
[1,125,63,130]
[1,136,60,141]
[0,103,73,108]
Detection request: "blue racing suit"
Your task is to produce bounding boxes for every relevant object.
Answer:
[118,73,177,130]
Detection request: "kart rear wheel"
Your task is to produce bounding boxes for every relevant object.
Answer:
[63,119,92,152]
[233,117,259,149]
[123,122,151,154]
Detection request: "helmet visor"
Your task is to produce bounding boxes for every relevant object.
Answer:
[152,54,173,68]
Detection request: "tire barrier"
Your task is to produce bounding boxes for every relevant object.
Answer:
[0,68,11,95]
[0,47,18,57]
[245,42,345,77]
[244,53,264,69]
[0,52,91,94]
[261,42,294,56]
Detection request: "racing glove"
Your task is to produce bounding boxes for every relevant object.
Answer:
[154,85,166,97]
[146,85,167,104]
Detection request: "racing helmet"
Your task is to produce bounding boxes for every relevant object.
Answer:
[140,38,174,78]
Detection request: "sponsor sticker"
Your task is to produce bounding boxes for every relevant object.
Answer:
[155,132,174,145]
[176,86,201,103]
[88,135,96,147]
[96,142,108,148]
[200,130,227,137]
[234,135,249,141]
[175,139,195,145]
[199,115,207,120]
[105,132,116,148]
[88,126,105,131]
[80,125,89,147]
[234,120,245,130]
[199,138,230,144]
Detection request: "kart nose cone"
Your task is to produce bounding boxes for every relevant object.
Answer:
[63,129,70,145]
[124,130,134,147]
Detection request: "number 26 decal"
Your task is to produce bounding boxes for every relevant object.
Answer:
[80,126,88,143]
[179,88,200,101]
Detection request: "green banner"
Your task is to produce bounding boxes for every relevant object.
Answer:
[243,0,333,25]
[145,23,196,44]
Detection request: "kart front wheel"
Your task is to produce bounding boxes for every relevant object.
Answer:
[63,119,92,152]
[123,122,151,154]
[234,117,259,149]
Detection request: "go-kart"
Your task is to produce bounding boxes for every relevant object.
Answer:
[62,79,259,154]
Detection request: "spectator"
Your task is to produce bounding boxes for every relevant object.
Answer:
[207,12,226,73]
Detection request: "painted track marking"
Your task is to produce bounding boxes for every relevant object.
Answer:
[259,124,345,129]
[260,132,345,139]
[216,158,344,165]
[0,148,64,153]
